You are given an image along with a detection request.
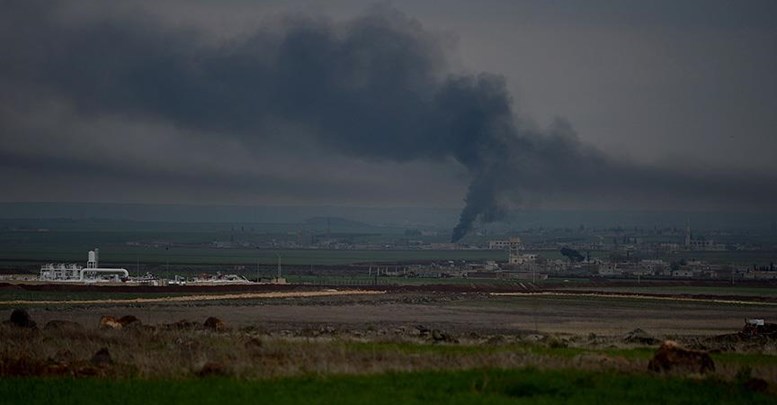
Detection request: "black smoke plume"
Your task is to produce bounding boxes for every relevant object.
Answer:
[1,1,775,242]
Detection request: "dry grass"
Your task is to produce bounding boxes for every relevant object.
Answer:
[2,317,777,385]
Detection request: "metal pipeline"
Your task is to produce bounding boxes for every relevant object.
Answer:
[78,268,129,282]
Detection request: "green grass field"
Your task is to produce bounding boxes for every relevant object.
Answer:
[1,368,772,404]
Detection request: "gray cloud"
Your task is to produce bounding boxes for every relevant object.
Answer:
[1,1,775,240]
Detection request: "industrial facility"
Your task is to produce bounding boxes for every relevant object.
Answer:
[39,248,129,283]
[36,248,280,285]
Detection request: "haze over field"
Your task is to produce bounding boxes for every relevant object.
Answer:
[1,1,776,240]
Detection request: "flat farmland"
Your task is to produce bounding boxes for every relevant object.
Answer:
[7,287,777,336]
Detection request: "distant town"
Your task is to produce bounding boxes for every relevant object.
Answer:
[114,220,777,283]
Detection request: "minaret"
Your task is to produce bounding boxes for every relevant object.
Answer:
[508,237,522,264]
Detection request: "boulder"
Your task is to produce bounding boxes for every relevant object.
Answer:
[9,309,37,328]
[117,315,141,327]
[648,340,715,374]
[196,362,227,377]
[203,317,227,332]
[523,333,546,342]
[50,349,76,364]
[99,316,122,329]
[624,328,659,345]
[431,329,457,343]
[415,325,431,337]
[90,347,113,367]
[44,320,84,332]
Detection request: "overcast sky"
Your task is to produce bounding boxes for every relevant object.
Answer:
[1,0,775,224]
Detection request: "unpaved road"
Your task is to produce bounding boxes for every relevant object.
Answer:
[1,289,383,306]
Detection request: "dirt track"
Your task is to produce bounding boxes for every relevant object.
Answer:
[1,289,383,306]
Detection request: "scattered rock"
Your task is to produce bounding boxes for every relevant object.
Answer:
[175,338,200,353]
[44,320,84,332]
[300,328,319,337]
[547,337,568,349]
[624,328,660,345]
[196,362,227,377]
[90,347,113,367]
[244,337,263,350]
[75,366,99,376]
[405,325,421,337]
[43,361,71,376]
[684,338,707,351]
[99,316,122,329]
[174,319,199,329]
[161,319,199,330]
[415,325,431,337]
[117,315,141,327]
[9,309,36,328]
[484,335,507,346]
[524,334,546,342]
[431,329,457,343]
[50,349,76,364]
[98,315,141,329]
[623,328,660,345]
[204,317,227,332]
[648,340,715,374]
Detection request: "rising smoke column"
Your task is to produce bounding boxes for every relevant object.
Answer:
[1,1,775,242]
[0,1,524,241]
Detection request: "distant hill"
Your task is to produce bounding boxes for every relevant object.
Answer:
[0,202,773,231]
[0,202,458,227]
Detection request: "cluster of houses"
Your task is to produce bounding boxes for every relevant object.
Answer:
[475,237,777,281]
[583,259,776,280]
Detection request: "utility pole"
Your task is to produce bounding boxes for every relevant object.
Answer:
[275,253,282,279]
